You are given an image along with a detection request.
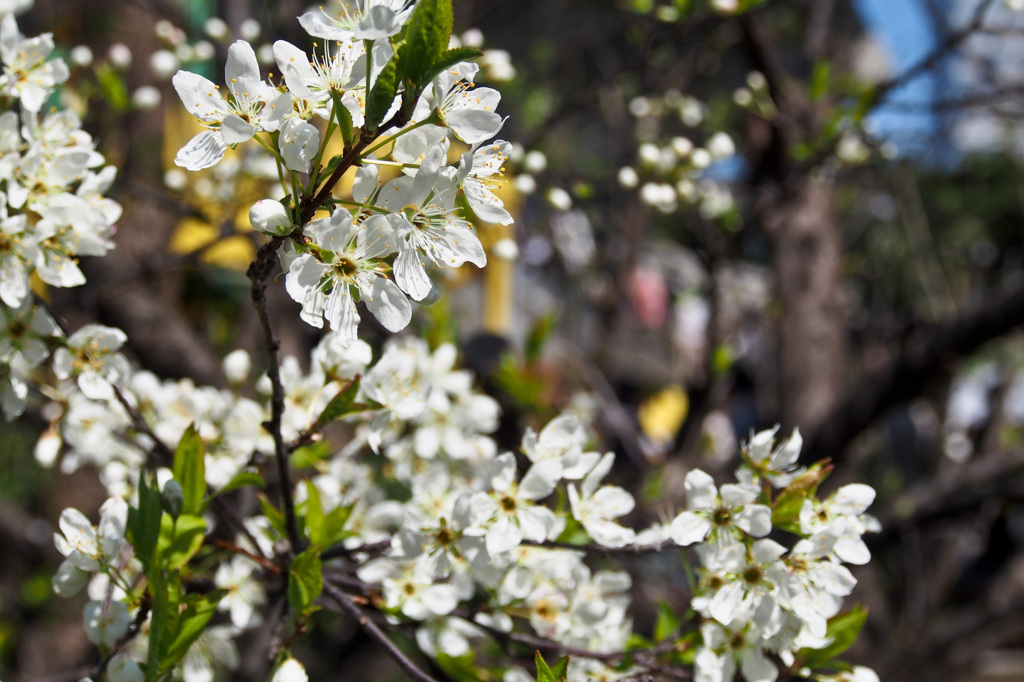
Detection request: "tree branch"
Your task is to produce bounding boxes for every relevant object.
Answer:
[805,279,1024,462]
[321,582,441,682]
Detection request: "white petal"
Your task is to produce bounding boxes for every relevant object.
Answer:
[362,276,411,333]
[174,130,226,171]
[224,40,261,87]
[519,459,561,500]
[221,114,257,145]
[171,70,228,123]
[670,511,711,546]
[736,504,772,538]
[393,245,433,301]
[685,469,718,511]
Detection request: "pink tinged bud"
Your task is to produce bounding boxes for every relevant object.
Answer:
[249,200,292,235]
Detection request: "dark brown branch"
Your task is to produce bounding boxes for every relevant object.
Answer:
[805,280,1024,463]
[321,581,441,682]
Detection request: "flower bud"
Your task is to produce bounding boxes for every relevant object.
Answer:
[161,479,184,519]
[249,200,292,235]
[223,349,252,384]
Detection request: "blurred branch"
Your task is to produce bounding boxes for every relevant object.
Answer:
[806,280,1024,462]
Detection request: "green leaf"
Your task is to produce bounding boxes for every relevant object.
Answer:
[126,475,163,581]
[423,46,484,84]
[331,91,355,146]
[173,424,206,516]
[147,570,175,675]
[157,514,207,571]
[534,651,568,682]
[525,311,557,365]
[772,462,833,532]
[801,606,868,668]
[435,652,479,682]
[319,502,356,548]
[204,471,265,510]
[303,480,325,546]
[810,61,830,101]
[397,0,453,89]
[311,376,361,432]
[158,590,227,671]
[288,547,323,616]
[259,494,287,539]
[95,64,129,111]
[549,655,569,679]
[654,601,679,642]
[290,441,333,470]
[365,58,398,132]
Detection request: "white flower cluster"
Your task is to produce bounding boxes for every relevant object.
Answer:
[44,328,880,681]
[0,11,122,420]
[170,15,514,346]
[621,90,738,219]
[23,3,880,680]
[676,429,881,682]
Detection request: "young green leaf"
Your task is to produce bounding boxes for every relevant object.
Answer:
[203,471,265,510]
[397,0,453,88]
[173,424,206,516]
[365,58,398,132]
[801,606,868,668]
[423,46,484,85]
[157,513,207,571]
[311,376,362,432]
[303,480,325,546]
[126,475,162,580]
[654,601,680,642]
[158,590,227,671]
[534,651,568,682]
[288,547,324,616]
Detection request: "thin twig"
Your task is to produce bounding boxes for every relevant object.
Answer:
[321,582,441,682]
[321,539,393,560]
[521,539,675,556]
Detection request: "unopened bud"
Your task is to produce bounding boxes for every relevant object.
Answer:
[161,479,184,519]
[249,199,292,235]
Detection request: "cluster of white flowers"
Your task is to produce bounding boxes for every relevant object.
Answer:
[677,429,881,682]
[14,2,881,681]
[621,90,739,219]
[0,11,122,420]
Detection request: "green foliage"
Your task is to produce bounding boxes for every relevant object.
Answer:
[157,590,227,673]
[301,481,356,547]
[288,547,323,617]
[534,651,569,682]
[365,58,399,132]
[204,470,265,509]
[172,424,206,516]
[654,601,680,642]
[331,91,355,147]
[426,47,484,83]
[525,312,557,365]
[396,0,454,92]
[310,377,362,432]
[94,63,129,111]
[157,514,207,571]
[801,606,869,669]
[771,462,833,533]
[127,476,163,581]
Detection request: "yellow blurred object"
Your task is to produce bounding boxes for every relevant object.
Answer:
[168,217,219,254]
[201,235,256,270]
[638,385,689,446]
